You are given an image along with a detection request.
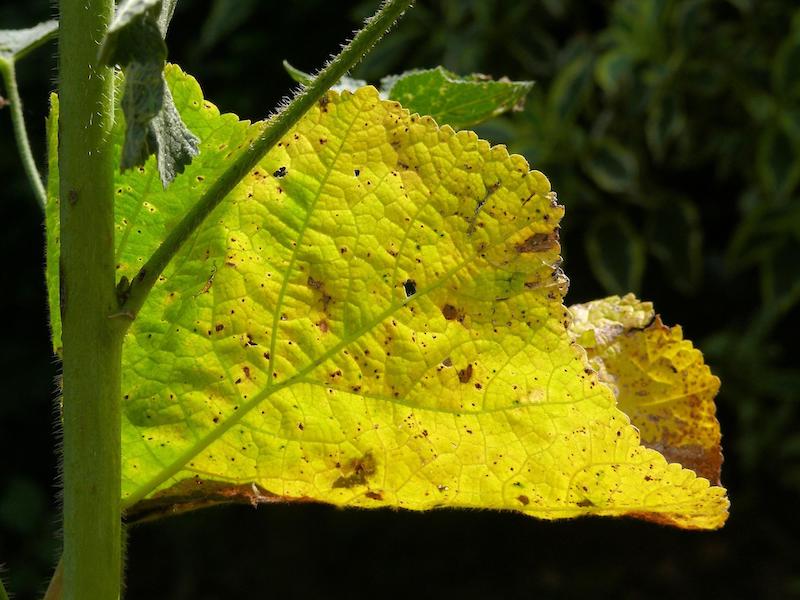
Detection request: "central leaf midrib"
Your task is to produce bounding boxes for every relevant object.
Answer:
[264,98,365,390]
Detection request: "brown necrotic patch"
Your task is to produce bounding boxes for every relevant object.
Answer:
[458,364,474,384]
[515,230,559,253]
[441,303,464,322]
[332,453,377,489]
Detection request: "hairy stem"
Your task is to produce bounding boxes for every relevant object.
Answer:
[58,0,124,598]
[0,60,47,209]
[121,0,414,319]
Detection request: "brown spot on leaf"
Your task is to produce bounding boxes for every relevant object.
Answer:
[517,495,530,506]
[441,304,459,321]
[332,453,376,489]
[515,231,559,253]
[458,364,474,384]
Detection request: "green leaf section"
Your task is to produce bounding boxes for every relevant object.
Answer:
[284,62,533,129]
[384,67,533,129]
[46,66,727,529]
[0,20,57,65]
[100,0,199,187]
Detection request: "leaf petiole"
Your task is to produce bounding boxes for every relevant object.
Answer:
[0,60,47,209]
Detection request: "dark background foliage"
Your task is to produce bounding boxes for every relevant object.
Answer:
[1,0,799,597]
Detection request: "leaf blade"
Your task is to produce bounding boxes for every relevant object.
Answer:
[570,294,723,485]
[46,66,728,529]
[0,20,58,64]
[385,66,534,129]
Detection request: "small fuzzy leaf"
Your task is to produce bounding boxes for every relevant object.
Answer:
[158,0,179,36]
[100,0,199,187]
[46,66,728,530]
[384,67,533,129]
[282,60,366,93]
[282,60,313,86]
[0,20,58,64]
[99,0,165,67]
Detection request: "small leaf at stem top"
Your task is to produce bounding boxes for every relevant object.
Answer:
[100,0,199,187]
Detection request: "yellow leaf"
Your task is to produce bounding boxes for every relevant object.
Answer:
[46,66,728,529]
[570,294,723,485]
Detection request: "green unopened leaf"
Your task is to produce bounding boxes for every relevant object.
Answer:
[382,67,533,129]
[0,20,57,65]
[100,0,199,187]
[46,66,727,529]
[282,60,313,86]
[282,60,367,94]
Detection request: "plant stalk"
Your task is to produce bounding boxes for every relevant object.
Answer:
[0,60,47,209]
[121,0,414,320]
[58,0,123,598]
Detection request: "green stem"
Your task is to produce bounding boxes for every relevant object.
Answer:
[121,0,414,319]
[0,60,47,209]
[0,572,9,600]
[58,0,123,598]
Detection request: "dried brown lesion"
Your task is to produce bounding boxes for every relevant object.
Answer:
[124,478,316,524]
[332,453,377,489]
[514,229,560,253]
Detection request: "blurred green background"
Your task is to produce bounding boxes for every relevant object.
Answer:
[1,0,799,597]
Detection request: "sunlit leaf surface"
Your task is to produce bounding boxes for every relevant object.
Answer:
[46,66,728,529]
[570,294,723,484]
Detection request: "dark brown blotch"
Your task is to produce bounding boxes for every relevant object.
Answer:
[458,364,474,384]
[332,453,376,489]
[515,231,559,253]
